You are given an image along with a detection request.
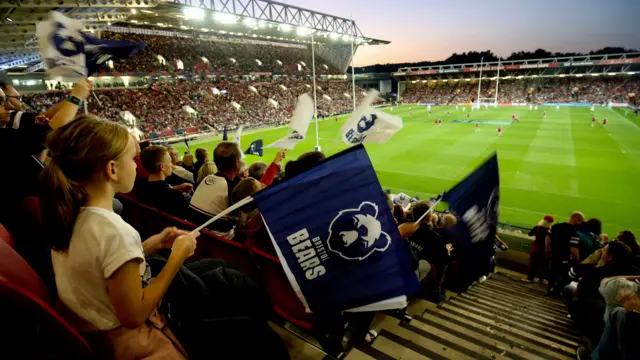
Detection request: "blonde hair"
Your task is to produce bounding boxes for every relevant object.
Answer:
[196,162,218,186]
[40,115,130,250]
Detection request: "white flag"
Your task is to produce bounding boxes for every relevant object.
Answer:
[341,90,403,146]
[265,94,313,150]
[233,126,246,159]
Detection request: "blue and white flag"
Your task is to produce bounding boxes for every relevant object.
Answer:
[443,153,500,244]
[245,139,263,157]
[253,145,420,312]
[341,90,403,146]
[37,11,144,78]
[265,94,313,150]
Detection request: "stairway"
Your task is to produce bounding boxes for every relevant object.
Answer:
[347,272,583,360]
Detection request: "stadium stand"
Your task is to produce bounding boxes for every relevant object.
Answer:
[402,76,640,105]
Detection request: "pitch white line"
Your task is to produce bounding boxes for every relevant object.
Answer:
[609,108,640,131]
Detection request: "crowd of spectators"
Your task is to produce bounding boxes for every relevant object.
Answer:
[524,211,640,360]
[99,31,340,75]
[402,76,640,105]
[22,78,367,136]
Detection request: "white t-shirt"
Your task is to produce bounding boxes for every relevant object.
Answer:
[52,207,151,331]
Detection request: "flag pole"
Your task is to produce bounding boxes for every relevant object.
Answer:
[191,196,255,234]
[311,31,320,150]
[416,198,442,223]
[350,14,357,112]
[476,56,484,108]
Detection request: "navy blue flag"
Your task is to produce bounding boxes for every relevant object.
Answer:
[442,153,499,245]
[222,125,228,141]
[253,145,420,312]
[37,11,144,78]
[245,139,263,157]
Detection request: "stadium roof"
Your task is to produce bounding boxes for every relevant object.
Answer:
[0,0,389,73]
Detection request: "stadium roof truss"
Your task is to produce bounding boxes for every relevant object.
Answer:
[394,52,640,82]
[0,0,387,73]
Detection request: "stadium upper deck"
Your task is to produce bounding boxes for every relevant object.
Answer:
[0,0,389,74]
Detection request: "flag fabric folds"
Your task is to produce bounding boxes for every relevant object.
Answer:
[233,126,246,159]
[442,153,500,245]
[341,90,403,146]
[265,94,313,150]
[37,11,144,78]
[245,139,263,157]
[252,145,420,312]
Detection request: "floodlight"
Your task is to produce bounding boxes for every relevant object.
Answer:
[130,20,138,23]
[140,10,154,14]
[329,32,340,40]
[130,9,137,14]
[243,18,257,27]
[258,20,267,28]
[296,26,312,36]
[342,34,353,42]
[214,12,238,24]
[183,7,205,20]
[279,24,292,32]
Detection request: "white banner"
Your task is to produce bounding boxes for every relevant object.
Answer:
[265,94,313,150]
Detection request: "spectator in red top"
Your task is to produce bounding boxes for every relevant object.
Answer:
[527,215,554,282]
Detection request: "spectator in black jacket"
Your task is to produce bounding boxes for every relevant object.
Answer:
[137,145,192,218]
[569,241,640,342]
[193,148,208,178]
[408,201,451,303]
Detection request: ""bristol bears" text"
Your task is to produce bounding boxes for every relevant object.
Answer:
[287,229,327,280]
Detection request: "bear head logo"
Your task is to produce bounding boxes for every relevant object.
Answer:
[327,202,391,260]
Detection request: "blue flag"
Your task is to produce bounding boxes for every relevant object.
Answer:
[442,153,500,245]
[222,125,228,141]
[37,11,144,78]
[253,145,420,312]
[245,139,263,157]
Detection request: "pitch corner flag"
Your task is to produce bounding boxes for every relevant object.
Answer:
[245,139,263,157]
[252,145,420,312]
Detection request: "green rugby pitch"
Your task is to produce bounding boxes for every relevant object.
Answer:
[173,104,640,236]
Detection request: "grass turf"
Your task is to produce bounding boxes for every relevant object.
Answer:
[172,105,640,237]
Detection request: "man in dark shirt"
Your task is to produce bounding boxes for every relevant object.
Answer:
[547,211,584,294]
[138,145,193,218]
[408,201,451,302]
[570,241,639,342]
[193,147,209,179]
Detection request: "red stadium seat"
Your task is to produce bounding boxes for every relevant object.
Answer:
[117,194,257,277]
[0,232,50,302]
[252,248,314,331]
[0,237,92,358]
[0,223,16,249]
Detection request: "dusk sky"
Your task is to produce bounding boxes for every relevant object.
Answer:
[280,0,640,66]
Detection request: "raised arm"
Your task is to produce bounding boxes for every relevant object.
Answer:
[47,79,93,130]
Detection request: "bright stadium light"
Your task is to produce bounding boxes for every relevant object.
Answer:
[329,32,340,40]
[243,18,257,28]
[214,12,238,24]
[342,34,353,42]
[140,9,154,14]
[183,7,205,20]
[591,73,599,76]
[130,20,138,23]
[130,9,137,14]
[608,72,617,75]
[279,24,292,32]
[258,20,267,28]
[296,26,312,36]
